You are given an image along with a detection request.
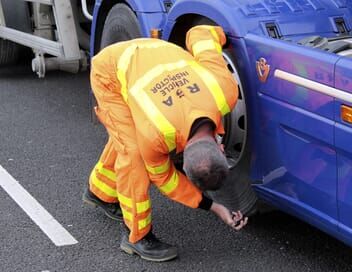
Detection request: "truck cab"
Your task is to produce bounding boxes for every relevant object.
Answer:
[91,0,352,247]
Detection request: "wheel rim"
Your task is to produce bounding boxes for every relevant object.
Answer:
[220,52,247,169]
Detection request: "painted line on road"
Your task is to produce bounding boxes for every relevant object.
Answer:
[0,165,78,246]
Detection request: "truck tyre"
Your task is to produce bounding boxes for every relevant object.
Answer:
[0,40,20,66]
[100,3,141,50]
[207,49,258,217]
[0,0,31,66]
[91,3,141,122]
[190,17,257,216]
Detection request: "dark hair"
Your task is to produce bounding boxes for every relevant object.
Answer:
[183,138,229,191]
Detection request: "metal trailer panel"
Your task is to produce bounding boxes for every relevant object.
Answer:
[0,1,80,59]
[25,0,53,5]
[0,26,64,56]
[0,2,5,26]
[0,0,87,76]
[52,0,80,60]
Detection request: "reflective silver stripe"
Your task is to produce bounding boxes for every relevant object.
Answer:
[274,69,352,103]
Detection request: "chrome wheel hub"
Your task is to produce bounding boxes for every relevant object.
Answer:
[220,52,247,169]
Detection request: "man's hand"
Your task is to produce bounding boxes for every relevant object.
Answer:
[210,202,248,231]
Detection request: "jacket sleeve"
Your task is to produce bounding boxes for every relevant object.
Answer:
[186,25,238,112]
[136,132,203,209]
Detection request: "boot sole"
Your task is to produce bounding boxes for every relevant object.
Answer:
[82,194,123,222]
[120,244,178,262]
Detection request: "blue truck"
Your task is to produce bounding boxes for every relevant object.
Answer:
[90,0,352,247]
[1,0,351,247]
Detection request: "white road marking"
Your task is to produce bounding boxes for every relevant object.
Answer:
[0,165,78,246]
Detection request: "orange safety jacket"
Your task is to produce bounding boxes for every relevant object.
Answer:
[89,25,238,243]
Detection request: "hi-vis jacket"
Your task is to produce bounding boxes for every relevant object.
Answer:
[89,25,238,243]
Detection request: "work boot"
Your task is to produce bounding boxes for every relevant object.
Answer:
[82,187,123,221]
[120,231,178,262]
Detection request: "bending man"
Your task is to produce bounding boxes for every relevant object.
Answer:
[83,25,248,262]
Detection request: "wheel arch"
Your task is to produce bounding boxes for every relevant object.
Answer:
[163,0,243,43]
[166,13,214,48]
[90,0,165,56]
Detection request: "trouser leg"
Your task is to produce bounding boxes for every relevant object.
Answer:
[89,137,119,203]
[92,91,152,244]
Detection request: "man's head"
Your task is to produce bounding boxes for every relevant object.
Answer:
[183,136,229,191]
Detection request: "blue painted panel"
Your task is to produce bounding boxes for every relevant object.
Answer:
[336,145,352,228]
[136,12,167,37]
[165,0,352,38]
[122,0,165,12]
[336,58,352,95]
[93,0,352,52]
[335,57,352,236]
[92,0,164,15]
[245,34,337,119]
[90,1,101,57]
[336,123,352,154]
[258,93,337,219]
[251,34,339,220]
[165,0,240,37]
[339,220,352,248]
[254,186,344,246]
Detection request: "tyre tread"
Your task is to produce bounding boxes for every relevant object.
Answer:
[100,3,141,49]
[0,39,20,66]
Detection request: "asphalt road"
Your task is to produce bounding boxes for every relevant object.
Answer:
[0,63,352,272]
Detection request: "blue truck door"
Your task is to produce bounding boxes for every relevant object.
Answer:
[247,35,338,229]
[335,57,352,240]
